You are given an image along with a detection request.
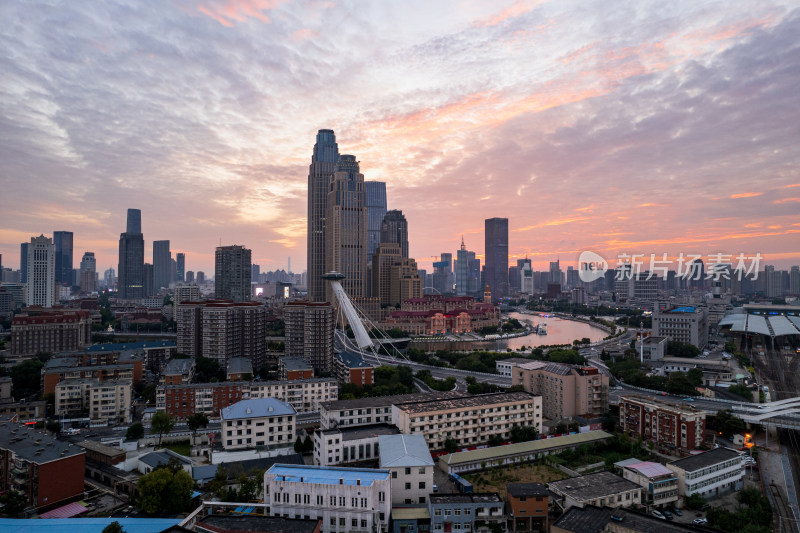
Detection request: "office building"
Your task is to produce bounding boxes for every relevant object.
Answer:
[652,305,708,349]
[371,243,423,307]
[215,245,252,302]
[103,267,115,289]
[308,129,340,302]
[79,251,97,293]
[284,300,334,373]
[10,309,92,356]
[365,181,387,264]
[118,208,145,299]
[512,361,609,421]
[429,493,505,532]
[484,218,508,299]
[153,240,172,291]
[326,154,368,301]
[314,424,399,467]
[379,434,434,505]
[380,210,409,258]
[455,237,478,297]
[264,464,391,533]
[143,262,154,297]
[519,259,533,295]
[507,483,549,532]
[666,447,744,499]
[25,235,55,307]
[221,398,295,450]
[186,271,195,283]
[176,252,185,282]
[197,271,205,284]
[619,395,707,453]
[392,392,542,450]
[383,295,499,335]
[19,242,29,283]
[0,419,86,509]
[53,230,73,287]
[548,471,642,511]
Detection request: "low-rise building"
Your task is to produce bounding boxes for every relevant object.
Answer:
[0,418,86,509]
[314,424,399,467]
[87,340,177,374]
[280,356,314,381]
[43,351,144,394]
[77,440,125,466]
[429,493,505,533]
[392,392,542,450]
[548,471,642,511]
[619,395,706,453]
[619,460,679,508]
[221,398,296,451]
[0,400,46,422]
[138,449,193,475]
[333,351,376,387]
[666,447,744,499]
[227,357,254,381]
[496,358,535,378]
[194,515,322,533]
[320,392,467,430]
[552,505,704,533]
[512,361,608,421]
[506,482,549,532]
[639,336,668,362]
[161,358,195,385]
[264,464,391,533]
[379,434,434,505]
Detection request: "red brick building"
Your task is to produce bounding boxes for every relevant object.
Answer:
[42,351,144,394]
[10,309,92,356]
[506,482,549,532]
[382,295,500,335]
[333,351,376,387]
[279,356,314,381]
[619,395,707,453]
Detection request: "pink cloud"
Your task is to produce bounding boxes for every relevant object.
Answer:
[197,0,286,26]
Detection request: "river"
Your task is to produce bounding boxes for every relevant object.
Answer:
[474,312,608,350]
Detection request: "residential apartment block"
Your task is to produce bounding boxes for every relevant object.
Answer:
[43,351,144,394]
[284,300,335,373]
[332,351,376,387]
[429,493,505,533]
[512,361,608,421]
[320,392,467,430]
[548,471,642,511]
[221,398,295,451]
[506,482,549,533]
[314,424,399,467]
[379,434,434,505]
[619,395,707,453]
[618,459,679,508]
[264,464,391,533]
[392,392,542,450]
[666,447,744,499]
[55,379,132,424]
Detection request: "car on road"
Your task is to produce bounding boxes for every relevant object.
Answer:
[683,397,695,402]
[433,484,438,492]
[651,510,666,520]
[693,518,708,525]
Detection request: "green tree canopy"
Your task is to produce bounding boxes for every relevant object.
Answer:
[102,521,125,533]
[136,467,194,514]
[187,413,209,433]
[126,422,145,440]
[151,411,175,446]
[11,359,44,399]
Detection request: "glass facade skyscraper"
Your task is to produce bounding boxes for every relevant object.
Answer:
[380,210,409,259]
[365,181,387,264]
[118,208,145,299]
[485,217,509,299]
[53,231,73,286]
[307,129,339,302]
[153,239,172,290]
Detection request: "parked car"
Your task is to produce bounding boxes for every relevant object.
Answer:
[652,510,666,520]
[693,518,708,525]
[433,484,438,492]
[663,510,673,520]
[671,508,683,516]
[701,504,711,511]
[683,397,695,402]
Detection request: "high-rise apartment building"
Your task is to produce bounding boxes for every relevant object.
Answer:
[153,240,172,291]
[53,231,73,287]
[485,218,509,299]
[365,181,387,264]
[380,210,409,258]
[176,252,185,283]
[26,235,55,307]
[80,252,97,293]
[307,129,340,302]
[284,300,334,373]
[118,208,145,299]
[326,155,367,301]
[215,245,252,302]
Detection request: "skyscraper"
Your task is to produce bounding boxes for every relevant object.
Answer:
[380,210,409,258]
[456,237,471,296]
[118,208,145,299]
[53,231,73,287]
[485,217,509,299]
[307,129,340,302]
[19,242,28,283]
[26,235,55,307]
[144,263,154,297]
[215,245,252,302]
[365,181,387,264]
[549,260,562,285]
[153,240,172,290]
[103,267,115,289]
[176,252,185,282]
[326,155,367,300]
[80,252,97,293]
[432,253,453,294]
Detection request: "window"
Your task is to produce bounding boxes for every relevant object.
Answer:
[392,471,398,478]
[435,509,442,516]
[405,483,411,490]
[419,482,426,489]
[361,520,367,528]
[405,467,411,475]
[352,519,358,527]
[339,518,346,526]
[379,492,385,502]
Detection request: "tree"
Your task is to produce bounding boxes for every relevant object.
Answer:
[728,384,754,401]
[713,410,746,439]
[126,422,145,440]
[45,419,61,435]
[0,490,28,517]
[11,359,44,399]
[136,467,194,514]
[666,340,700,358]
[444,438,459,453]
[151,411,175,446]
[142,384,157,404]
[195,357,225,382]
[509,424,539,443]
[294,436,303,453]
[303,435,313,452]
[102,521,125,533]
[685,493,706,509]
[187,413,209,434]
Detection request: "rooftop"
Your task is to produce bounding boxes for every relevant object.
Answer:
[194,453,305,482]
[667,306,697,314]
[548,471,641,501]
[197,514,321,533]
[162,377,337,390]
[429,493,503,505]
[266,464,390,486]
[517,360,574,376]
[221,398,296,420]
[321,391,466,411]
[0,518,181,533]
[228,357,254,375]
[391,506,431,520]
[668,447,741,472]
[552,505,709,533]
[507,482,549,498]
[77,440,126,458]
[139,449,192,468]
[280,356,313,371]
[396,391,537,414]
[87,340,176,352]
[642,336,668,344]
[623,461,674,478]
[497,357,536,365]
[163,358,194,375]
[0,420,84,464]
[335,350,376,369]
[378,434,434,468]
[322,423,399,442]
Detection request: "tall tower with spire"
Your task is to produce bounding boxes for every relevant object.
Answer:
[307,129,340,302]
[456,235,473,296]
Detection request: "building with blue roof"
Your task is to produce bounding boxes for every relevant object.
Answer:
[379,434,434,505]
[0,518,181,533]
[264,463,391,533]
[221,398,295,451]
[653,305,708,349]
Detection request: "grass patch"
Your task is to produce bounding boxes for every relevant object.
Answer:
[163,440,191,456]
[463,463,566,501]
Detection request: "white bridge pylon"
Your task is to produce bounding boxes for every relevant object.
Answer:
[328,278,374,351]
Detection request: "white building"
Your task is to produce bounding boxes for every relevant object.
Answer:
[26,235,55,307]
[314,424,399,467]
[548,471,642,511]
[55,378,132,424]
[320,392,465,430]
[221,398,296,451]
[378,434,434,505]
[264,464,391,533]
[653,305,708,349]
[618,460,679,508]
[495,358,534,378]
[666,447,744,499]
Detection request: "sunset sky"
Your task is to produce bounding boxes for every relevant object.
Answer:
[1,0,799,276]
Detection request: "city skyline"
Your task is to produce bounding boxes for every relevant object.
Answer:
[1,1,799,275]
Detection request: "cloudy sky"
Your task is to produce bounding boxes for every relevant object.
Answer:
[1,0,799,276]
